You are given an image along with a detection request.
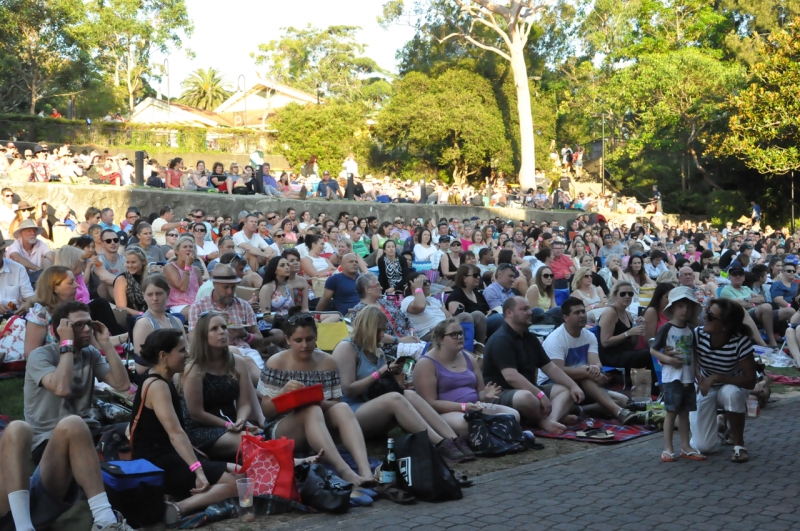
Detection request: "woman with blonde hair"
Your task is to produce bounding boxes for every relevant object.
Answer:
[332,306,473,463]
[182,311,261,461]
[54,244,90,303]
[23,266,125,358]
[469,228,487,253]
[163,234,204,318]
[571,266,607,323]
[569,238,588,269]
[113,246,149,316]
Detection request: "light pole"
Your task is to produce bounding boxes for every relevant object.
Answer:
[163,58,170,122]
[601,114,605,196]
[237,74,247,127]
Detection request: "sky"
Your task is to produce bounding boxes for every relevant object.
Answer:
[154,0,416,97]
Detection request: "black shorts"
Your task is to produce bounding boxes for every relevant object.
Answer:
[663,381,697,413]
[497,389,518,407]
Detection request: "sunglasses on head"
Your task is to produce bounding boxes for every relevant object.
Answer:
[198,310,222,320]
[103,238,120,244]
[288,313,315,326]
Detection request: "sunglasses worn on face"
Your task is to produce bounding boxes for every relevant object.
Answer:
[445,331,464,339]
[541,273,554,279]
[785,269,796,274]
[71,320,93,330]
[104,238,120,244]
[467,273,481,279]
[166,233,178,237]
[193,228,206,233]
[619,291,634,297]
[705,311,719,322]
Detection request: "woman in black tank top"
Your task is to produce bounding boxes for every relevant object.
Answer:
[130,329,240,525]
[597,281,656,391]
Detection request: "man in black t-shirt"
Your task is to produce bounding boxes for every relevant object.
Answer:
[483,296,584,434]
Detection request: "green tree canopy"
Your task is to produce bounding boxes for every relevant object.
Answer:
[252,25,386,104]
[376,68,512,185]
[714,20,800,175]
[273,102,372,173]
[178,68,232,110]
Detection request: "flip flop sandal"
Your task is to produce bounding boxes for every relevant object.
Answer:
[576,428,615,440]
[731,446,749,463]
[356,488,377,498]
[661,451,677,462]
[453,473,475,488]
[164,501,182,527]
[681,450,707,461]
[375,484,416,505]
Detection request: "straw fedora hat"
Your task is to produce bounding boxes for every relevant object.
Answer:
[13,219,45,239]
[0,229,13,250]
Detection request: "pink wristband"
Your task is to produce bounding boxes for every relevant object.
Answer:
[189,461,202,472]
[372,371,380,381]
[536,391,545,400]
[225,421,233,429]
[184,266,191,271]
[461,402,467,412]
[415,288,423,293]
[60,340,74,348]
[246,333,254,343]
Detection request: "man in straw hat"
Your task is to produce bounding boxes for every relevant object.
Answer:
[650,286,706,462]
[0,228,33,314]
[188,265,284,379]
[7,219,48,284]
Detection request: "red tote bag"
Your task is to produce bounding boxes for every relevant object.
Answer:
[236,435,300,502]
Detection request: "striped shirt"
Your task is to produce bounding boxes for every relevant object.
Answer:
[692,327,754,380]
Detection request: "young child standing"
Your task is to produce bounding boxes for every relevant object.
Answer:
[650,286,707,462]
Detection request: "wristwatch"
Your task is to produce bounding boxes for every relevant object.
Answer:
[60,345,74,355]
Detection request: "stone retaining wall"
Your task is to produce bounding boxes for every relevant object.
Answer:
[10,183,583,225]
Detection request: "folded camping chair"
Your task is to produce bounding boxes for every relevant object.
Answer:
[312,311,350,352]
[651,354,664,402]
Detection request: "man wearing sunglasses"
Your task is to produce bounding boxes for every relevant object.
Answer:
[0,187,15,235]
[483,296,585,434]
[90,229,126,300]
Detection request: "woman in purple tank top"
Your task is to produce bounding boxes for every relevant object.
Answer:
[413,318,520,437]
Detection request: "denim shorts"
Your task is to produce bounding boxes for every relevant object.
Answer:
[663,381,697,413]
[0,465,80,531]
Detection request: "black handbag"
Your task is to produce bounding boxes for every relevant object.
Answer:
[294,463,353,513]
[393,431,463,502]
[366,370,404,400]
[465,411,526,457]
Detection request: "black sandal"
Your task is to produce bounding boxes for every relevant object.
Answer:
[375,483,416,504]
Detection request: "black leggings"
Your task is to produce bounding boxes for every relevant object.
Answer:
[600,348,657,394]
[88,298,125,336]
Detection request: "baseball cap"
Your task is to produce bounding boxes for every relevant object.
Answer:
[322,170,330,176]
[728,266,745,276]
[439,235,451,243]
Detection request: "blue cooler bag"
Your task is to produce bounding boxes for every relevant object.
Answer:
[102,459,164,527]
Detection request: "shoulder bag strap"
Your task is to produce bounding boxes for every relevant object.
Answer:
[129,376,157,451]
[378,303,399,335]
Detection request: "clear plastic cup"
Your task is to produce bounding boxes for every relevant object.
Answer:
[236,478,255,522]
[746,399,758,417]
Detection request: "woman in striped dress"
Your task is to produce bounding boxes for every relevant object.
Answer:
[689,298,758,463]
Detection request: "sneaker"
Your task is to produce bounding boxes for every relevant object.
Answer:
[436,437,466,464]
[91,511,135,531]
[616,408,637,425]
[453,437,476,461]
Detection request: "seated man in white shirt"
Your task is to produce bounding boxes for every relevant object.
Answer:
[0,234,33,313]
[401,273,475,341]
[232,214,275,271]
[541,297,636,424]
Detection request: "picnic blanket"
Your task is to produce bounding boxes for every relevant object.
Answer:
[765,371,800,386]
[533,418,659,444]
[0,360,25,379]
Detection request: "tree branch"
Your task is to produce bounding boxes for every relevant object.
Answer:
[436,31,512,61]
[688,146,723,190]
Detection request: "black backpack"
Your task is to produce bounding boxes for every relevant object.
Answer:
[393,431,463,502]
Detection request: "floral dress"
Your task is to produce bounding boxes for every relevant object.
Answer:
[350,299,412,359]
[26,303,54,344]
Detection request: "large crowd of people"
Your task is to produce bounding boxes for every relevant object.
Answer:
[0,142,784,527]
[1,142,662,213]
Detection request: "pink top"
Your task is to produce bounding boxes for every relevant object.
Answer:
[167,262,199,308]
[75,273,90,303]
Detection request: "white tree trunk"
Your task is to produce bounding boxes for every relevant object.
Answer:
[510,30,535,191]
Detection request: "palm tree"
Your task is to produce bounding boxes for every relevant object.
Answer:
[177,68,233,110]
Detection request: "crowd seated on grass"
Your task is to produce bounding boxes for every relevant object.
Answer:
[0,174,789,526]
